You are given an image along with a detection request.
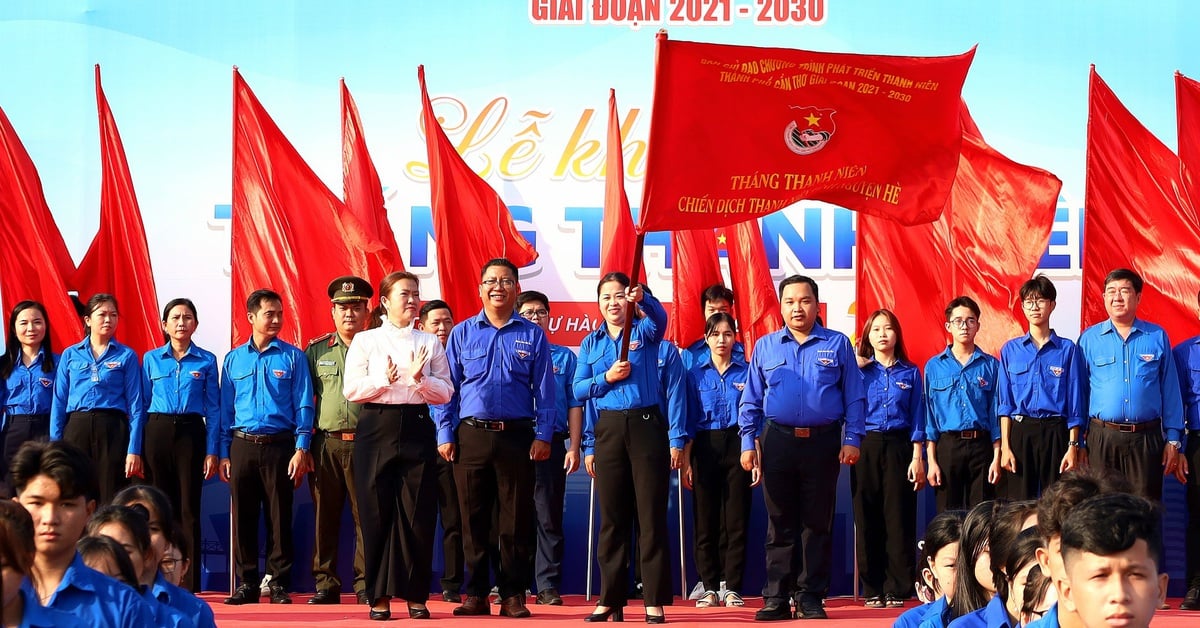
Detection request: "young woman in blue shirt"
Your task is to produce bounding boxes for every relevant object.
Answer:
[1,301,58,491]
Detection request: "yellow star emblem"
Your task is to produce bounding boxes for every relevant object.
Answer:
[717,233,727,245]
[804,113,821,127]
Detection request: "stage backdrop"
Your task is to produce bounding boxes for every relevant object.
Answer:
[1,1,1197,595]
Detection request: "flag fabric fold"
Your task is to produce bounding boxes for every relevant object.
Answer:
[638,35,975,233]
[858,101,1062,367]
[342,78,404,290]
[418,65,538,319]
[1080,68,1199,342]
[600,88,644,283]
[0,104,82,350]
[1177,72,1200,207]
[725,218,780,358]
[665,228,723,349]
[231,68,370,347]
[73,65,161,357]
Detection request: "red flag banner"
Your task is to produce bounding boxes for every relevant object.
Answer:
[1178,72,1200,207]
[73,66,161,357]
[858,102,1061,367]
[600,89,645,283]
[342,78,404,290]
[1081,68,1200,341]
[637,35,975,233]
[726,218,781,358]
[0,105,82,349]
[231,68,370,347]
[418,65,538,319]
[664,228,723,349]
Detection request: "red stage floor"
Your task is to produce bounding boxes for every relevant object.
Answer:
[203,593,1198,626]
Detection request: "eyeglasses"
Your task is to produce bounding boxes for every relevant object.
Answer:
[160,558,181,572]
[481,278,516,288]
[1021,298,1050,310]
[520,309,549,320]
[1103,287,1136,298]
[949,317,979,329]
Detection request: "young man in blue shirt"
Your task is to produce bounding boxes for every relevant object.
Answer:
[924,296,1001,512]
[680,284,745,371]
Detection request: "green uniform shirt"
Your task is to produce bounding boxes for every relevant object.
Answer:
[305,332,361,432]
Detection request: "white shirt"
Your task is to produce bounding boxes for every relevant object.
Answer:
[343,320,453,406]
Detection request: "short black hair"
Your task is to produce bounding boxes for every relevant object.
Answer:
[920,509,966,595]
[516,290,551,313]
[701,284,735,307]
[1036,467,1133,541]
[1103,268,1144,293]
[246,289,282,314]
[598,272,631,295]
[114,484,177,543]
[481,258,519,281]
[704,312,738,336]
[945,296,981,321]
[10,440,98,503]
[77,534,139,588]
[778,275,819,301]
[989,500,1039,599]
[1061,493,1161,570]
[418,299,452,322]
[87,504,153,555]
[1019,274,1057,302]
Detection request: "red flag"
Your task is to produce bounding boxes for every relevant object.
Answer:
[342,78,404,290]
[73,66,161,356]
[1177,72,1200,207]
[665,228,723,349]
[0,105,82,349]
[231,68,370,347]
[858,102,1061,367]
[637,34,975,233]
[1081,68,1199,341]
[725,218,780,358]
[418,65,537,319]
[600,89,644,283]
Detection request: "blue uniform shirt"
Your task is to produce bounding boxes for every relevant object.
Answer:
[15,583,82,628]
[218,337,314,459]
[1173,335,1200,441]
[2,349,58,421]
[574,293,669,412]
[681,337,745,372]
[23,553,155,627]
[946,596,1012,628]
[894,602,933,628]
[689,354,749,433]
[140,585,190,628]
[151,572,216,628]
[549,343,584,434]
[143,342,222,456]
[996,332,1085,429]
[443,310,557,443]
[1023,602,1058,628]
[862,359,926,441]
[1079,318,1184,442]
[657,341,690,450]
[924,346,1000,442]
[917,596,954,628]
[50,339,146,455]
[737,324,867,452]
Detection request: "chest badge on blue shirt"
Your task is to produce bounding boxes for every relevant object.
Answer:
[552,365,561,374]
[1049,366,1064,377]
[39,377,52,387]
[104,360,121,369]
[630,340,641,351]
[272,369,287,378]
[896,381,911,390]
[977,376,989,387]
[189,370,203,379]
[1139,354,1155,362]
[817,357,833,366]
[733,382,745,391]
[516,349,530,359]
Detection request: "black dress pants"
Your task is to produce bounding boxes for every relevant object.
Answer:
[850,430,916,600]
[1004,417,1068,500]
[63,410,130,505]
[933,431,995,512]
[1089,420,1164,502]
[229,434,295,588]
[1185,436,1200,590]
[144,413,207,591]
[435,455,465,593]
[690,426,750,593]
[1,413,50,493]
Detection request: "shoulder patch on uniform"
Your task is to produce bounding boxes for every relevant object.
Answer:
[306,332,334,348]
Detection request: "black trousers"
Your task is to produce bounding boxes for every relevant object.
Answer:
[1185,436,1200,589]
[309,432,365,595]
[934,432,995,512]
[690,427,751,593]
[761,421,841,605]
[230,434,295,588]
[1004,417,1068,501]
[1090,421,1164,502]
[63,410,130,505]
[851,430,916,599]
[1,413,50,493]
[453,421,537,600]
[533,434,569,592]
[595,407,672,608]
[353,404,437,603]
[435,456,465,592]
[144,413,206,591]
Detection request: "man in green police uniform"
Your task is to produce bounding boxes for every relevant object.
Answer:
[305,275,372,605]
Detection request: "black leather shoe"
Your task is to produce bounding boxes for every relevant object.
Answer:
[454,595,491,616]
[269,585,292,604]
[224,584,260,605]
[499,595,532,618]
[356,591,370,605]
[408,603,431,619]
[369,608,391,621]
[755,602,792,621]
[1181,586,1200,610]
[308,589,340,605]
[442,590,462,604]
[583,606,624,622]
[796,599,828,619]
[537,588,563,606]
[644,607,666,624]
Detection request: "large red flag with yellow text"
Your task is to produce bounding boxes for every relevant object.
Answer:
[726,218,780,358]
[638,34,975,233]
[665,229,724,349]
[858,102,1061,367]
[419,65,538,319]
[0,105,82,349]
[74,66,161,357]
[600,89,645,283]
[342,79,404,290]
[232,68,370,347]
[1082,69,1200,342]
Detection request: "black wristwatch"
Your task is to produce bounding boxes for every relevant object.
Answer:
[1067,439,1086,449]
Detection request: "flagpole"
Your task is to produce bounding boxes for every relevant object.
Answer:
[619,233,646,360]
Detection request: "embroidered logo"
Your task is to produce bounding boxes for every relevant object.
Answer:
[977,376,989,387]
[817,357,834,366]
[630,340,641,351]
[733,382,746,391]
[104,360,121,369]
[784,106,837,155]
[39,377,52,387]
[896,382,912,390]
[272,369,286,378]
[189,370,202,379]
[1049,366,1064,377]
[515,350,530,359]
[1139,354,1155,362]
[514,339,533,346]
[553,365,561,374]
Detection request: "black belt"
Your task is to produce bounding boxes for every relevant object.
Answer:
[232,430,293,444]
[461,417,535,431]
[5,413,49,422]
[766,419,841,438]
[67,409,125,419]
[597,406,659,420]
[149,412,203,424]
[944,429,986,440]
[318,429,356,442]
[1012,414,1065,423]
[865,428,911,439]
[1090,417,1160,434]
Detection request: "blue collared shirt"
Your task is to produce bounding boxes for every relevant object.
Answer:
[3,350,58,422]
[738,324,867,452]
[574,294,669,412]
[550,343,584,434]
[894,602,933,628]
[15,583,81,628]
[150,572,216,628]
[863,359,926,441]
[946,596,1011,628]
[917,596,954,628]
[996,332,1085,429]
[1023,602,1058,628]
[50,338,146,455]
[1173,335,1200,437]
[23,553,155,627]
[140,585,190,628]
[924,346,1000,442]
[1079,318,1184,442]
[681,337,745,372]
[143,343,221,456]
[218,337,314,458]
[443,310,557,444]
[690,354,749,433]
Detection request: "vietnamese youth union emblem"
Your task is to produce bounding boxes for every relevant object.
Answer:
[784,106,836,155]
[1049,366,1064,377]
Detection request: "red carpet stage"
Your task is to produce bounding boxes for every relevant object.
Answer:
[203,593,1198,627]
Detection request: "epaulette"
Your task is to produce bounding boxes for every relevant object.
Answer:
[306,332,335,348]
